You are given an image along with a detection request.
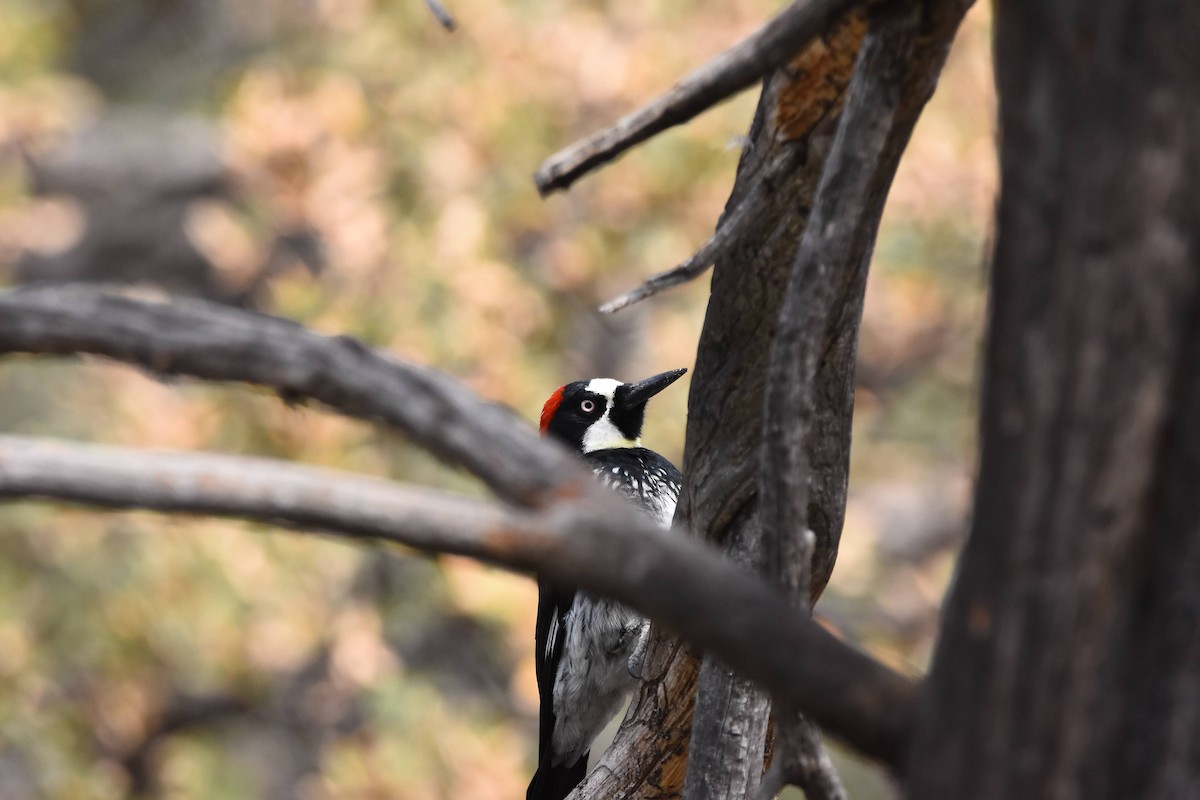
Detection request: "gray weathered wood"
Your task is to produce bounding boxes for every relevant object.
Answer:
[573,10,876,796]
[0,431,914,766]
[0,288,919,768]
[0,284,573,507]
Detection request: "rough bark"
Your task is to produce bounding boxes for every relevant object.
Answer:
[679,14,869,799]
[574,13,871,800]
[569,11,874,796]
[907,2,1200,798]
[756,5,925,797]
[681,10,873,799]
[682,1,973,797]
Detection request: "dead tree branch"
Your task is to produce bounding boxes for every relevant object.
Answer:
[534,0,862,196]
[599,178,771,314]
[0,284,573,508]
[0,433,916,766]
[759,0,926,600]
[761,0,921,640]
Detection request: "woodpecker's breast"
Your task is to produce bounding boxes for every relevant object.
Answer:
[583,447,682,528]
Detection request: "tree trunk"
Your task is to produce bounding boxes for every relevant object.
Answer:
[907,2,1200,798]
[570,13,870,798]
[680,13,866,799]
[577,2,976,797]
[680,2,971,796]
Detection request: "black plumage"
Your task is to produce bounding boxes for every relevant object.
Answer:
[585,447,683,528]
[527,576,587,800]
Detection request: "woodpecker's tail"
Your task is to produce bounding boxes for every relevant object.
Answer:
[526,755,588,800]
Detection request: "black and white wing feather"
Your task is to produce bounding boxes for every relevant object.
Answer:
[527,446,682,800]
[528,578,587,800]
[585,446,682,528]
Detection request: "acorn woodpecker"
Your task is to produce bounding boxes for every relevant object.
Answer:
[527,368,686,800]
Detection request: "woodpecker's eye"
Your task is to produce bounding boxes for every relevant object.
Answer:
[580,399,596,413]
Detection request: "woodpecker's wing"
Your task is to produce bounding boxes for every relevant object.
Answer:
[529,446,681,800]
[532,578,575,772]
[584,447,683,528]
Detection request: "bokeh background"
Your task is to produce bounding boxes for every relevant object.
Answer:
[0,1,994,797]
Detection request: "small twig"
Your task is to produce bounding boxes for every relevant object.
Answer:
[600,179,768,314]
[423,0,457,31]
[599,238,718,315]
[534,0,860,195]
[0,433,917,768]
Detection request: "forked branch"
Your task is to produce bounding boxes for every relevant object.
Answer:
[534,0,862,195]
[0,285,572,507]
[0,433,916,766]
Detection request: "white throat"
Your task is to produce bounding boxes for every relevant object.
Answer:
[581,378,640,453]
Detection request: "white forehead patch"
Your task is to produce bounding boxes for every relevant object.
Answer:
[584,378,622,399]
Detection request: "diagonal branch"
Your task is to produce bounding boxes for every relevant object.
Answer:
[0,285,577,508]
[534,0,862,196]
[599,177,771,314]
[598,231,725,315]
[0,433,917,767]
[423,0,457,31]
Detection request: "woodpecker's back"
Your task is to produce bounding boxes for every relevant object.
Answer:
[528,369,685,800]
[585,446,681,528]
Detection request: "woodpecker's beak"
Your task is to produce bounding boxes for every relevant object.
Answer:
[621,368,687,408]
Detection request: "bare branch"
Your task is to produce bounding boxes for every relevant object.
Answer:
[423,0,457,31]
[534,0,862,196]
[599,178,770,314]
[746,712,848,800]
[0,434,916,767]
[598,234,720,315]
[771,713,848,800]
[0,285,577,508]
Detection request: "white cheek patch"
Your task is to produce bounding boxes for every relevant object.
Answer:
[581,378,640,453]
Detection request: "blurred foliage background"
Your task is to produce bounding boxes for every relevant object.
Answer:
[0,0,994,797]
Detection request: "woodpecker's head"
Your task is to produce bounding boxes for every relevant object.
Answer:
[540,368,686,453]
